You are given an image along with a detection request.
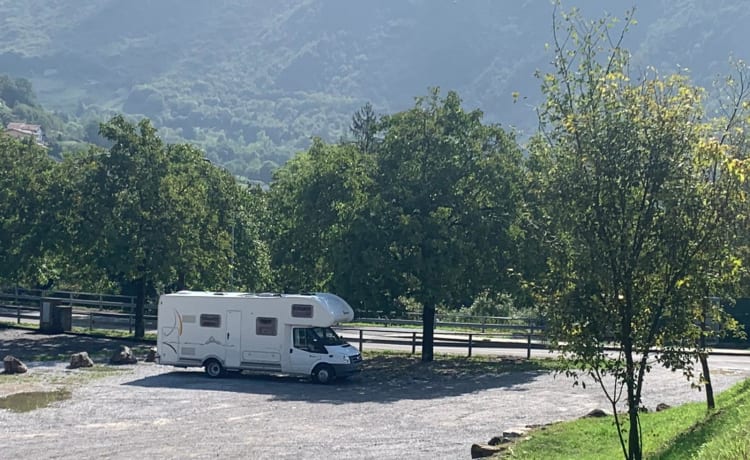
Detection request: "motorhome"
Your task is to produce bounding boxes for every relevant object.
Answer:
[156,291,362,383]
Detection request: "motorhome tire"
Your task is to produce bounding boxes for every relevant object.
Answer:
[313,364,335,384]
[204,359,225,378]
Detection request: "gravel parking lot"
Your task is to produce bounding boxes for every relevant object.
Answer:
[2,328,750,460]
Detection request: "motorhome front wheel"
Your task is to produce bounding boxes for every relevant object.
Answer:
[313,364,335,384]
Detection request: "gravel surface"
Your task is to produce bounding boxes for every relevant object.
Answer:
[2,327,749,460]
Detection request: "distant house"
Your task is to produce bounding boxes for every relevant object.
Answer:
[5,122,46,146]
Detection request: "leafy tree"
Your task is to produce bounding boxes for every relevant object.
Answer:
[0,134,57,286]
[530,9,749,460]
[350,102,379,154]
[372,89,524,361]
[267,139,375,296]
[59,116,273,336]
[0,75,36,108]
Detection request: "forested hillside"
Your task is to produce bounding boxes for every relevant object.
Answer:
[1,0,749,182]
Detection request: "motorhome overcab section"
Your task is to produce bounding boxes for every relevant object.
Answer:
[156,291,362,383]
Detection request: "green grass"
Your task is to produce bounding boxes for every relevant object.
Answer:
[503,378,750,459]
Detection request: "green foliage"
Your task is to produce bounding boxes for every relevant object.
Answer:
[0,75,35,108]
[0,134,57,286]
[54,115,272,336]
[531,6,750,460]
[3,1,748,183]
[507,378,750,459]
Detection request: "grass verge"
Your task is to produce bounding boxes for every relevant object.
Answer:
[501,377,750,459]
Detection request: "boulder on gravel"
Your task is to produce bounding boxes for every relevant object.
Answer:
[3,355,27,374]
[144,347,157,363]
[584,408,608,418]
[656,403,671,412]
[503,427,528,439]
[69,352,94,369]
[488,436,509,446]
[471,443,508,458]
[109,345,138,365]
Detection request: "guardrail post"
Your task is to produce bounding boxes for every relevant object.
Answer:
[89,312,93,330]
[527,333,532,359]
[468,334,473,357]
[411,332,416,355]
[129,315,133,334]
[16,304,20,324]
[359,329,363,352]
[481,318,486,333]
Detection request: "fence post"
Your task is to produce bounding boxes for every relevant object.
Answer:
[527,332,532,359]
[89,312,93,331]
[481,317,486,333]
[129,315,133,334]
[359,329,363,352]
[411,332,417,355]
[468,334,473,357]
[16,305,20,324]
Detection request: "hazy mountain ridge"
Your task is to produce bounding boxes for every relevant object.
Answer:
[1,0,748,180]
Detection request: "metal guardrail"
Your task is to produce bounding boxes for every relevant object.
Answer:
[0,287,157,333]
[357,316,545,334]
[0,287,547,356]
[337,327,547,359]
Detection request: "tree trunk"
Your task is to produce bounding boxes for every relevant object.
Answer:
[699,352,715,409]
[627,401,641,460]
[134,277,145,338]
[422,305,435,362]
[176,271,186,291]
[623,339,642,460]
[699,302,715,409]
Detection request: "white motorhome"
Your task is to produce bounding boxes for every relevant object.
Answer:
[156,291,362,383]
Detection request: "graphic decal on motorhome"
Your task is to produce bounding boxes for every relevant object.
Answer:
[160,310,183,355]
[161,310,183,337]
[203,336,223,345]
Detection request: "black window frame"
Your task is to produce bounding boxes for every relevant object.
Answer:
[256,317,278,336]
[199,313,221,328]
[291,304,314,319]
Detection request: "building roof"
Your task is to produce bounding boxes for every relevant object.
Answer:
[6,122,42,133]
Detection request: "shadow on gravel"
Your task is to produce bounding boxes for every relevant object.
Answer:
[123,367,549,404]
[0,327,152,362]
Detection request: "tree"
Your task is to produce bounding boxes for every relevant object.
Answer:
[372,89,524,362]
[350,102,379,154]
[0,134,57,286]
[531,8,749,460]
[0,75,36,108]
[267,139,376,296]
[59,116,273,336]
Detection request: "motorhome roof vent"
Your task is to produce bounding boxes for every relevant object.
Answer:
[257,292,282,297]
[212,292,225,295]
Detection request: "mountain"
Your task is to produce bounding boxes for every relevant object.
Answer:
[1,0,748,181]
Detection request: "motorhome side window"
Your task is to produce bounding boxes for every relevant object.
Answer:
[256,317,277,336]
[200,314,221,328]
[291,304,313,318]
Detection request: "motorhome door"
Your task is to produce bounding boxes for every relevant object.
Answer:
[289,327,323,374]
[225,310,241,367]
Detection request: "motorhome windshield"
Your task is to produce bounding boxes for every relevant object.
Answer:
[311,327,346,346]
